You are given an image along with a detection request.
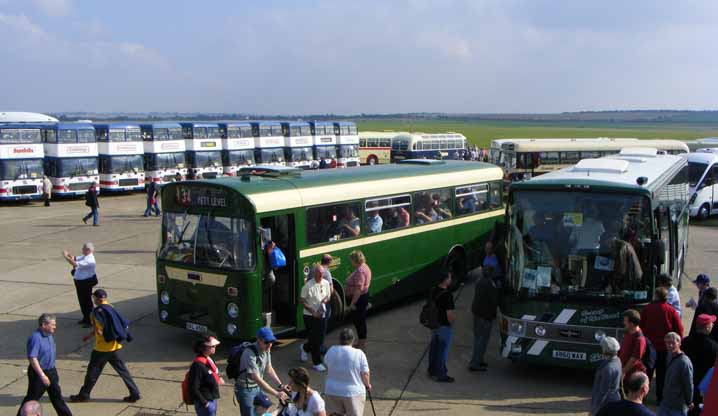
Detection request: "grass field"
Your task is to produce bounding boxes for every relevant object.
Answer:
[357,120,718,148]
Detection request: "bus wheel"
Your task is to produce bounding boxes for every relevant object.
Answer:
[329,285,345,329]
[698,203,710,220]
[446,249,467,287]
[368,156,378,165]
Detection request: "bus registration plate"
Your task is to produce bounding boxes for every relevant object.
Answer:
[552,350,586,361]
[186,322,208,334]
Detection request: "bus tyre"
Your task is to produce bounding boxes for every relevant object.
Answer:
[329,286,345,329]
[446,249,467,287]
[368,156,378,166]
[698,203,710,221]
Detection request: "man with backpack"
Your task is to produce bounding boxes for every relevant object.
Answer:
[640,287,684,404]
[426,271,456,383]
[70,289,140,404]
[620,310,650,385]
[228,327,289,416]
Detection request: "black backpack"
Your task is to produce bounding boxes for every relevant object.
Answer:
[640,334,657,371]
[419,289,442,330]
[226,342,259,380]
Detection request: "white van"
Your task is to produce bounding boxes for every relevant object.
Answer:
[688,149,718,219]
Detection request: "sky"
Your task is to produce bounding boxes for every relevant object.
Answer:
[1,0,717,114]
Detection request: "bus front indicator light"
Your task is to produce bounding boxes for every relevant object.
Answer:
[534,325,546,337]
[227,303,239,318]
[594,330,606,342]
[160,291,170,305]
[509,321,525,336]
[226,323,237,335]
[227,287,238,297]
[160,310,168,321]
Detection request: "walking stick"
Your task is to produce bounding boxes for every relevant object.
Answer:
[367,387,378,416]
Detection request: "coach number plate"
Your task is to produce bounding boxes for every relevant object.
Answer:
[186,322,208,333]
[552,350,586,361]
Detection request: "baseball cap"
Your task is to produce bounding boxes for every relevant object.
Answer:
[204,336,220,347]
[253,393,272,409]
[697,314,717,326]
[694,274,710,285]
[92,288,107,299]
[256,327,277,343]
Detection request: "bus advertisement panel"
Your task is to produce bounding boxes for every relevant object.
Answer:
[94,124,145,192]
[181,123,224,179]
[282,122,315,169]
[334,121,359,167]
[500,150,689,368]
[43,123,100,196]
[358,131,402,165]
[141,123,187,185]
[0,124,45,200]
[219,122,255,176]
[156,160,504,340]
[251,121,285,166]
[310,121,337,168]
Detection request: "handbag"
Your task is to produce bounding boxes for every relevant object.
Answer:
[268,246,287,269]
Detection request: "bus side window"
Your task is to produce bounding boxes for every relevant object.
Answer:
[306,202,362,245]
[414,189,451,224]
[365,194,411,234]
[455,184,488,215]
[489,181,503,208]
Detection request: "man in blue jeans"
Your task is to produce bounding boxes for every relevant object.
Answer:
[235,328,289,416]
[428,271,456,383]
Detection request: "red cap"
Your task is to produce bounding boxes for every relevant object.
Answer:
[697,314,717,326]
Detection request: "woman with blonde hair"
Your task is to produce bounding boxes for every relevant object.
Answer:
[345,250,372,350]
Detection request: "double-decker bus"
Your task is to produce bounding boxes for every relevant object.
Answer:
[181,122,224,179]
[333,121,359,167]
[251,121,285,166]
[391,133,468,162]
[0,123,45,200]
[218,122,255,176]
[281,121,315,169]
[491,138,689,181]
[310,121,337,168]
[140,123,186,185]
[43,123,99,196]
[155,160,504,339]
[93,124,145,192]
[358,131,403,165]
[500,148,689,368]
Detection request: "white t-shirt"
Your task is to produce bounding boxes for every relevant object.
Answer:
[301,279,331,316]
[74,254,96,280]
[287,391,325,416]
[324,345,369,397]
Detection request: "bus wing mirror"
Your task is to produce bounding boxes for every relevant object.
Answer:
[652,240,666,266]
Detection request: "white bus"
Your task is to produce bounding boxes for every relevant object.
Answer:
[358,131,405,165]
[218,122,255,176]
[688,149,718,220]
[94,123,145,192]
[310,121,337,168]
[0,123,45,201]
[251,121,285,166]
[282,121,315,169]
[42,123,100,196]
[180,122,224,179]
[391,132,468,162]
[140,123,187,185]
[333,121,359,167]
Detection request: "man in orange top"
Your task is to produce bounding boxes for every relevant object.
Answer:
[70,289,141,403]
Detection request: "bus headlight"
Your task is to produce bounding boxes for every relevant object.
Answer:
[534,325,547,337]
[594,330,606,342]
[689,193,697,205]
[160,291,170,305]
[509,321,526,336]
[160,310,169,321]
[227,303,239,318]
[226,323,237,335]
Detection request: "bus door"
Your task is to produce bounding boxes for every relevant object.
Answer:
[260,214,296,329]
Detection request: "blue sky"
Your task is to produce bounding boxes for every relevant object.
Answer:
[1,0,717,114]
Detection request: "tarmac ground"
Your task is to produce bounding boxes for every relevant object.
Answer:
[0,193,713,416]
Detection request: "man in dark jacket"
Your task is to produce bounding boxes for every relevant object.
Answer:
[468,255,501,372]
[689,287,718,340]
[82,182,99,226]
[683,314,718,416]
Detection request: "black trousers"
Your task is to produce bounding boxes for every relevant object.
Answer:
[78,350,140,398]
[647,350,668,403]
[18,367,72,416]
[302,315,323,365]
[43,193,50,206]
[73,278,96,323]
[352,293,370,340]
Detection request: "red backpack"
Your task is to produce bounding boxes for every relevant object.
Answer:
[181,356,209,406]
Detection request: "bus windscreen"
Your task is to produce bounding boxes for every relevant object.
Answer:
[0,159,43,180]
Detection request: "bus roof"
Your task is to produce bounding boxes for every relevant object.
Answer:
[359,131,407,139]
[248,121,282,127]
[687,151,718,164]
[394,132,467,141]
[511,151,686,194]
[280,121,310,127]
[178,122,220,128]
[139,122,182,129]
[0,123,52,129]
[501,138,688,152]
[217,122,252,128]
[309,121,334,127]
[55,122,95,130]
[93,123,141,129]
[0,112,58,123]
[333,121,356,126]
[196,161,503,213]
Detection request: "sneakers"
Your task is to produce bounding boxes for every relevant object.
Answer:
[123,395,141,403]
[69,394,90,403]
[313,364,327,372]
[299,345,308,362]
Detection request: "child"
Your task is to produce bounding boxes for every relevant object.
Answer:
[254,393,274,416]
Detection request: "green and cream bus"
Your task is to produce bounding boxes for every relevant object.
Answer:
[500,147,689,368]
[156,160,503,339]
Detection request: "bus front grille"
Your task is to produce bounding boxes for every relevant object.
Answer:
[12,185,38,195]
[68,182,92,191]
[201,172,217,179]
[119,178,139,187]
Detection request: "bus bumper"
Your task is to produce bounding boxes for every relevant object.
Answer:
[500,333,604,369]
[0,193,42,201]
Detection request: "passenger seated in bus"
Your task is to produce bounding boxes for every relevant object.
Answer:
[431,194,452,218]
[416,194,439,224]
[338,206,361,239]
[393,206,410,228]
[366,202,383,234]
[569,205,605,252]
[457,195,478,215]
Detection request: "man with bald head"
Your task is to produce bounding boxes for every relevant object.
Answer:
[20,401,42,416]
[300,263,331,372]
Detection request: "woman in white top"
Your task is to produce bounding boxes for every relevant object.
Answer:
[286,367,325,416]
[324,328,371,416]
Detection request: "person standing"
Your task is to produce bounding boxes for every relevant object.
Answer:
[686,274,711,311]
[286,367,327,416]
[300,264,331,372]
[143,181,160,217]
[42,176,52,207]
[345,250,371,350]
[428,271,455,383]
[70,289,141,403]
[17,314,72,416]
[658,332,693,416]
[234,327,289,416]
[596,372,655,416]
[689,287,718,339]
[175,172,183,182]
[324,328,371,416]
[62,242,97,327]
[82,182,99,226]
[188,335,224,416]
[590,337,622,416]
[640,287,684,403]
[620,309,647,383]
[319,254,334,354]
[682,314,718,415]
[658,274,682,317]
[468,255,500,372]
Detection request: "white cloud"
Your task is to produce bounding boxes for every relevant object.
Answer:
[32,0,72,17]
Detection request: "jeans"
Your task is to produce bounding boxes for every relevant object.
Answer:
[83,207,99,225]
[144,197,160,216]
[353,293,370,340]
[18,367,72,416]
[657,404,687,416]
[78,350,140,398]
[303,315,323,365]
[194,399,218,416]
[470,317,493,368]
[235,385,260,416]
[428,325,453,378]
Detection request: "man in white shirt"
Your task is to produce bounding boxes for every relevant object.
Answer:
[63,242,98,327]
[324,328,371,416]
[300,264,331,372]
[658,274,682,317]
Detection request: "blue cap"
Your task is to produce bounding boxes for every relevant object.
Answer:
[253,393,272,408]
[92,288,107,298]
[694,274,710,285]
[256,327,277,343]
